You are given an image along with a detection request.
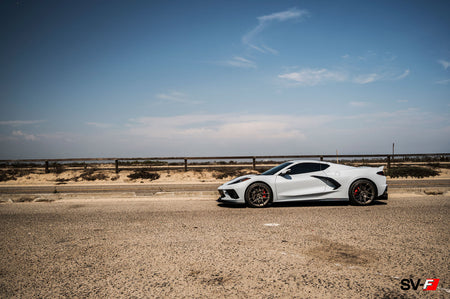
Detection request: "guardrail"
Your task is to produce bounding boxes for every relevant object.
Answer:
[1,153,449,173]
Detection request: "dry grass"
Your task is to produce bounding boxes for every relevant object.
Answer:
[387,166,440,178]
[211,167,259,179]
[0,169,31,182]
[127,169,160,181]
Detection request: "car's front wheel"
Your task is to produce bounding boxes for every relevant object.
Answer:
[349,179,376,205]
[245,182,272,208]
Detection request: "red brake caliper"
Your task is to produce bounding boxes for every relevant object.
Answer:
[263,190,267,198]
[354,187,359,196]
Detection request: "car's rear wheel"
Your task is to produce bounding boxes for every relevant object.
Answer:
[245,182,272,208]
[349,179,376,205]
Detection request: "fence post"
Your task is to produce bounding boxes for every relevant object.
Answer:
[320,156,323,161]
[184,159,188,171]
[45,161,49,173]
[252,157,256,170]
[387,155,391,170]
[115,160,119,174]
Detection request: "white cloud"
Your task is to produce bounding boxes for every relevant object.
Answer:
[3,109,448,157]
[156,91,186,102]
[383,52,397,62]
[127,114,336,143]
[12,130,37,141]
[436,78,450,85]
[85,122,113,129]
[259,45,279,55]
[278,68,347,86]
[120,109,449,156]
[353,73,379,84]
[242,8,309,54]
[396,69,410,80]
[0,120,45,126]
[438,60,450,70]
[353,69,409,84]
[289,51,409,86]
[349,101,369,107]
[257,8,307,22]
[38,132,75,143]
[357,53,375,61]
[279,66,410,86]
[225,56,257,68]
[156,91,202,104]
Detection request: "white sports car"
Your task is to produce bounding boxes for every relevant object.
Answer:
[218,160,388,207]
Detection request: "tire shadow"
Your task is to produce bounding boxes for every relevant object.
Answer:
[217,202,246,209]
[217,199,387,209]
[272,199,387,208]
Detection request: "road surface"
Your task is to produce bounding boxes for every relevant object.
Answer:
[0,179,449,195]
[0,195,448,298]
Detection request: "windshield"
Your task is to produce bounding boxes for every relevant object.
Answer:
[261,162,293,176]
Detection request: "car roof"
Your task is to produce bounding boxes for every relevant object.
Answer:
[287,159,331,164]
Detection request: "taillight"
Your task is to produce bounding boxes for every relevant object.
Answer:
[377,171,385,176]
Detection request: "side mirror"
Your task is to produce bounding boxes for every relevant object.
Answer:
[279,169,291,176]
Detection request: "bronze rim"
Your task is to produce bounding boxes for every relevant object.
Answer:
[248,185,270,207]
[353,181,375,204]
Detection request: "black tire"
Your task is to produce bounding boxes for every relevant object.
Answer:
[348,179,376,205]
[245,182,273,208]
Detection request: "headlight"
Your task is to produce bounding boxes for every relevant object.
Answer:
[229,177,251,185]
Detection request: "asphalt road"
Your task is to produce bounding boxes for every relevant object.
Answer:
[0,179,449,194]
[0,183,221,194]
[0,196,448,298]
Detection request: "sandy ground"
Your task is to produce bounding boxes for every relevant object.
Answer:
[0,169,234,186]
[0,195,449,298]
[1,167,449,186]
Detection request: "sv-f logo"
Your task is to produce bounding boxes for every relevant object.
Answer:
[400,278,440,291]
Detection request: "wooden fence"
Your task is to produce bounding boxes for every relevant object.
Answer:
[1,153,449,173]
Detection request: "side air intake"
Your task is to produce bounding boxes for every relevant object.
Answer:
[312,175,342,190]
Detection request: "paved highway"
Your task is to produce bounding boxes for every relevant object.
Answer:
[0,195,448,297]
[0,179,449,195]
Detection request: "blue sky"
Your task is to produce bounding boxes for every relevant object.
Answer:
[0,0,449,159]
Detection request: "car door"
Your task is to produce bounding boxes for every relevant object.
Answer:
[275,162,328,201]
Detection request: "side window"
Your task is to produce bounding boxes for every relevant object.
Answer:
[288,163,322,175]
[320,164,329,171]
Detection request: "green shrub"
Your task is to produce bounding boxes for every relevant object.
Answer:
[0,170,17,182]
[213,168,253,179]
[427,163,450,169]
[128,169,160,181]
[257,167,272,173]
[0,169,31,182]
[387,166,439,178]
[15,196,37,202]
[79,169,109,181]
[55,178,71,184]
[49,163,65,174]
